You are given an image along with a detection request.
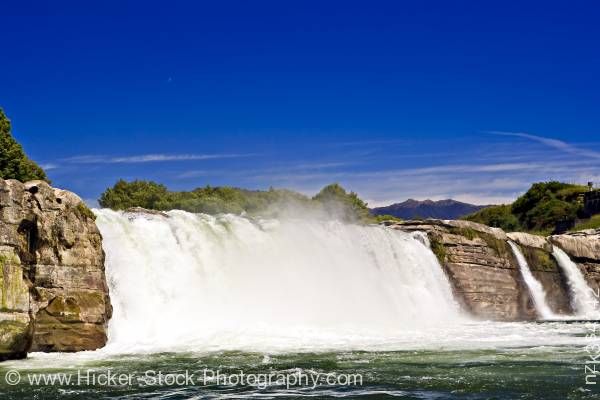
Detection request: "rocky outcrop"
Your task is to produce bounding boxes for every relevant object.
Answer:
[390,220,576,320]
[391,219,533,321]
[507,232,572,315]
[507,232,551,251]
[0,179,111,360]
[550,229,600,294]
[390,219,600,321]
[550,230,600,261]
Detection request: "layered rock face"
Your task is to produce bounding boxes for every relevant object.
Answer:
[391,220,529,320]
[390,220,572,320]
[0,179,111,360]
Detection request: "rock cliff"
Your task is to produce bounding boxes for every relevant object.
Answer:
[390,219,575,320]
[0,179,111,360]
[390,219,534,320]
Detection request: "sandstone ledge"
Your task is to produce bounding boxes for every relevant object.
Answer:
[550,229,600,261]
[550,229,600,295]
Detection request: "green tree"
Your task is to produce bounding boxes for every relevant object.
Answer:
[511,181,586,231]
[313,183,373,222]
[98,179,169,210]
[98,180,373,223]
[98,180,314,215]
[463,181,588,233]
[463,204,521,232]
[0,109,47,182]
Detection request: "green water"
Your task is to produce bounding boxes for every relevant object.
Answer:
[0,345,597,399]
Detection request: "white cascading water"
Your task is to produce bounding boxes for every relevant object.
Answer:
[508,241,556,319]
[94,209,465,353]
[552,246,600,318]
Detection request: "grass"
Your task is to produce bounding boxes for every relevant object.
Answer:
[374,214,403,223]
[76,203,96,221]
[455,227,478,240]
[570,214,600,232]
[481,233,510,258]
[0,253,19,265]
[522,247,557,272]
[430,237,447,264]
[447,226,509,258]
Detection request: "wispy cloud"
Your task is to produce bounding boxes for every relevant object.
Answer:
[40,163,58,170]
[287,162,351,170]
[246,162,564,182]
[176,170,215,179]
[63,153,256,164]
[331,139,409,147]
[46,131,600,208]
[236,156,600,206]
[490,131,600,160]
[176,161,353,180]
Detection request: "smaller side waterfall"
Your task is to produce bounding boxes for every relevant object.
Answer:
[552,246,600,318]
[508,241,556,319]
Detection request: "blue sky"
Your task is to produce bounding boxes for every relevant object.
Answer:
[2,1,599,206]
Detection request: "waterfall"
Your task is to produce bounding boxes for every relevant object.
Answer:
[552,246,600,318]
[94,209,465,352]
[508,241,555,319]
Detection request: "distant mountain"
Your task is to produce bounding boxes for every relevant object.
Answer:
[371,199,489,220]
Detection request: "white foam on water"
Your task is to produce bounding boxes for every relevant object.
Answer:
[13,320,592,368]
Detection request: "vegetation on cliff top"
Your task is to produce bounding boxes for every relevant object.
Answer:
[311,183,373,223]
[0,109,47,183]
[463,181,588,234]
[99,180,376,223]
[570,214,600,231]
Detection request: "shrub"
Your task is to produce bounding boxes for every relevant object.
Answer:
[463,181,588,233]
[312,183,373,222]
[374,214,403,223]
[76,203,97,221]
[99,180,374,223]
[511,181,585,231]
[570,215,600,232]
[430,238,447,264]
[98,179,169,210]
[463,204,521,232]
